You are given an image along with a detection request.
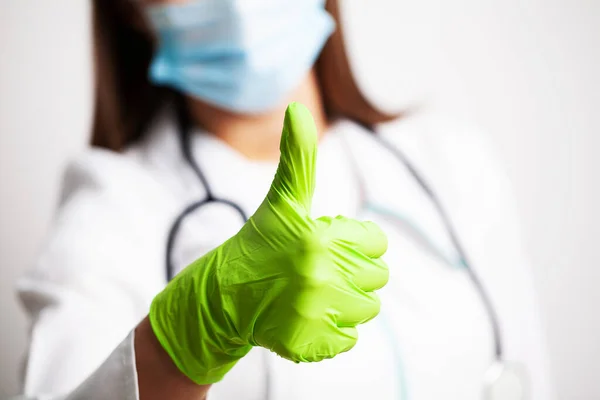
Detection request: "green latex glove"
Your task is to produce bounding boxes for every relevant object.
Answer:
[149,102,389,385]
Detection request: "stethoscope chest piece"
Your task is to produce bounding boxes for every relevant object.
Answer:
[484,361,530,400]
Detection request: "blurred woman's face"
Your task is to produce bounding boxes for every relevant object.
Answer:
[142,0,335,115]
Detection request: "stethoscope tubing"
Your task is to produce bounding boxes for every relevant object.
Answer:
[165,101,249,281]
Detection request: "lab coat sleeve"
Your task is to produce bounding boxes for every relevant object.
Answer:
[64,331,139,400]
[9,332,138,400]
[16,149,172,399]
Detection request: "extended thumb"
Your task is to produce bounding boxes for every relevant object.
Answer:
[267,102,318,214]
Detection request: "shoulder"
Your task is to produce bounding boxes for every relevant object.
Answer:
[56,108,192,231]
[56,147,179,234]
[58,105,196,212]
[59,147,168,205]
[379,109,505,175]
[374,109,527,261]
[24,109,204,298]
[378,109,517,212]
[23,147,178,299]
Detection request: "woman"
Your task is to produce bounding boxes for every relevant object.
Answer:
[16,0,554,399]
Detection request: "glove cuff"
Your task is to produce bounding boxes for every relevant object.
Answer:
[148,250,252,385]
[148,302,251,384]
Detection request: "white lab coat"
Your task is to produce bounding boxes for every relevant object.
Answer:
[16,108,555,400]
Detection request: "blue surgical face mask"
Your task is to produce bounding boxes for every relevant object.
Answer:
[146,0,335,114]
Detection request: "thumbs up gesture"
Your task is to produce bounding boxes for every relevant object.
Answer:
[149,103,389,385]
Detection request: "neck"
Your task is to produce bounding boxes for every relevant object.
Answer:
[185,70,328,161]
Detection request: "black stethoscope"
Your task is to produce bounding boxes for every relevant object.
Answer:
[164,103,528,400]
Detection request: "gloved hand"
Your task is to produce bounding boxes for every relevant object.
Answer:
[149,102,389,385]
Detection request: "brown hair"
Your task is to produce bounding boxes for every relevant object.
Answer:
[91,0,399,152]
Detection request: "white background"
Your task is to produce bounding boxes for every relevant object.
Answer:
[1,0,598,398]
